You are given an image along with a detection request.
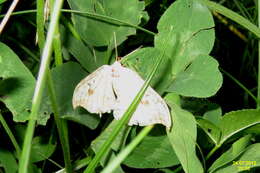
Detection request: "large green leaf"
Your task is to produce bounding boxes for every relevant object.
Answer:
[155,0,215,75]
[208,135,252,173]
[165,99,203,173]
[213,143,260,173]
[67,0,145,46]
[51,62,100,129]
[154,0,221,98]
[0,42,51,124]
[166,54,222,97]
[219,109,260,145]
[123,126,179,168]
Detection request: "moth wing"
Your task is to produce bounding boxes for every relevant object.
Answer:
[72,65,115,114]
[111,62,171,128]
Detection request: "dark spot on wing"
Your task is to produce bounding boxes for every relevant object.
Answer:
[88,89,94,95]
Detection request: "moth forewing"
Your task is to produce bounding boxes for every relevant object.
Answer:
[72,65,116,114]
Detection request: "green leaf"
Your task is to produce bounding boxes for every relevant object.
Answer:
[0,149,18,173]
[166,54,222,97]
[62,30,105,72]
[203,104,222,126]
[166,102,203,173]
[123,126,179,168]
[219,109,260,145]
[208,135,251,173]
[0,0,6,4]
[91,120,130,165]
[67,0,145,46]
[0,42,51,125]
[196,118,221,145]
[122,47,172,93]
[30,136,57,163]
[50,62,100,129]
[155,0,215,75]
[213,143,260,173]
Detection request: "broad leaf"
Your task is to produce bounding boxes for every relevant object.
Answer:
[154,0,221,98]
[219,109,260,145]
[68,0,145,46]
[156,0,215,75]
[51,62,100,129]
[0,42,51,124]
[123,126,179,168]
[166,100,203,173]
[166,54,222,97]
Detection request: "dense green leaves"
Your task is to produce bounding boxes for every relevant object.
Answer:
[67,0,145,47]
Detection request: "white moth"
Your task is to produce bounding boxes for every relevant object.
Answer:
[72,61,172,128]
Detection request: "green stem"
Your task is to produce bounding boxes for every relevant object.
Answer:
[0,112,21,156]
[53,30,63,66]
[47,71,72,173]
[101,125,154,173]
[18,0,64,172]
[84,51,164,173]
[205,145,220,160]
[36,0,45,51]
[201,0,260,38]
[0,9,156,36]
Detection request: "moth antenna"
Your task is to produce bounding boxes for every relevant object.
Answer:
[92,48,97,62]
[113,32,119,61]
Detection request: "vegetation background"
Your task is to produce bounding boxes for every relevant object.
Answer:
[0,0,260,173]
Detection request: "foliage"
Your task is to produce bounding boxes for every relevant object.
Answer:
[0,0,260,173]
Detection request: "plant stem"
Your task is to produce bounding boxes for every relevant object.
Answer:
[220,68,258,103]
[101,125,154,173]
[205,145,220,160]
[18,0,64,172]
[0,112,21,156]
[0,9,156,36]
[47,71,72,173]
[36,0,45,50]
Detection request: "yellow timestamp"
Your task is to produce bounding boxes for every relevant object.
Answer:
[233,160,256,171]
